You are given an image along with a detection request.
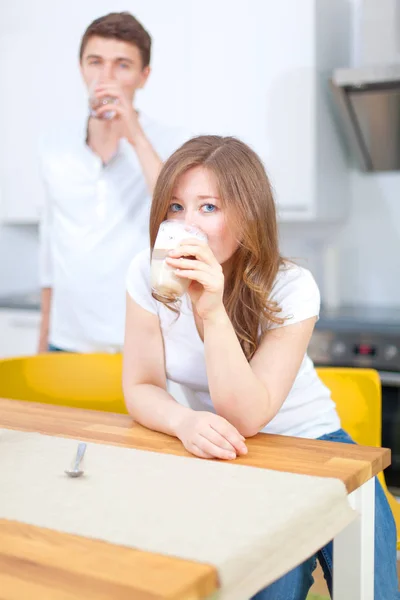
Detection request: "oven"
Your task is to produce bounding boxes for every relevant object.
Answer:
[308,306,400,493]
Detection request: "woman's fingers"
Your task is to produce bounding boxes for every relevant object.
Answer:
[210,422,248,455]
[166,257,210,271]
[196,434,236,460]
[169,243,218,267]
[201,426,238,453]
[174,269,217,289]
[179,413,247,460]
[191,444,215,459]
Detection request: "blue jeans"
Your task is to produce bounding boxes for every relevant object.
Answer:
[252,429,399,600]
[48,344,68,352]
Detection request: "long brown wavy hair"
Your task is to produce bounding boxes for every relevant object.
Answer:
[150,135,286,360]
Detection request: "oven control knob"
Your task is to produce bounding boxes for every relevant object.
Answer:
[332,341,346,356]
[384,345,398,360]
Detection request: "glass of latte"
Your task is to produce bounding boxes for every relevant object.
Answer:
[151,221,207,301]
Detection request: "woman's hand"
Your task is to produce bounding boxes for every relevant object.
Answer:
[166,239,225,320]
[175,410,248,459]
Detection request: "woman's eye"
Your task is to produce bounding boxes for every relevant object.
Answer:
[169,203,183,212]
[202,203,216,213]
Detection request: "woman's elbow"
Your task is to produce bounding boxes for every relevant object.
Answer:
[225,406,275,438]
[217,411,269,439]
[238,420,265,438]
[122,382,142,417]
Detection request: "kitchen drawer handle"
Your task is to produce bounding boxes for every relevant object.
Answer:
[379,371,400,386]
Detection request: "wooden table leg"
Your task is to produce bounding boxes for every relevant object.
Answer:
[333,477,375,600]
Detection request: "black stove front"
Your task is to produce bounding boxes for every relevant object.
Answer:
[308,305,400,492]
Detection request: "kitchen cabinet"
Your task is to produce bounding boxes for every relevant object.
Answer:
[0,309,40,358]
[0,0,351,224]
[0,29,55,223]
[188,0,352,221]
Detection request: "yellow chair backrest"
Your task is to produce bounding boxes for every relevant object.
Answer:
[316,367,400,549]
[0,353,127,414]
[316,367,382,447]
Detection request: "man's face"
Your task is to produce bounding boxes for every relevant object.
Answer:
[80,36,150,102]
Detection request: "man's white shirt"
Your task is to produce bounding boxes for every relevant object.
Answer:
[39,112,188,352]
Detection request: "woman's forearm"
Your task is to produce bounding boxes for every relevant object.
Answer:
[203,308,272,436]
[124,384,189,437]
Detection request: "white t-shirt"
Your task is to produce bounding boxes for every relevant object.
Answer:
[39,113,188,352]
[126,249,341,439]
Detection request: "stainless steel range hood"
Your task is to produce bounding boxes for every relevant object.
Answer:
[330,64,400,171]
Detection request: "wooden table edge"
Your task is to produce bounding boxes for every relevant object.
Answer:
[0,398,390,494]
[0,519,219,600]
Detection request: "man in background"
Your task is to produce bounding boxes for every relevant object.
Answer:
[38,12,186,352]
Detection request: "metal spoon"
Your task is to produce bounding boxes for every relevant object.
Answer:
[65,442,87,478]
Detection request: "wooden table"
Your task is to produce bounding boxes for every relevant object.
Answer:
[0,398,390,600]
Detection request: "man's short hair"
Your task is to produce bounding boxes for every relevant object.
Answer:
[79,12,151,68]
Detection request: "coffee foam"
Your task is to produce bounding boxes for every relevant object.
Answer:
[154,222,207,250]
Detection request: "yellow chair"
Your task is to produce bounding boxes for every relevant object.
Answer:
[0,353,127,414]
[317,367,400,550]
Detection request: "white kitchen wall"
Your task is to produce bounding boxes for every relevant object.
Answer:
[333,0,400,307]
[337,171,400,305]
[0,226,39,295]
[354,0,400,65]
